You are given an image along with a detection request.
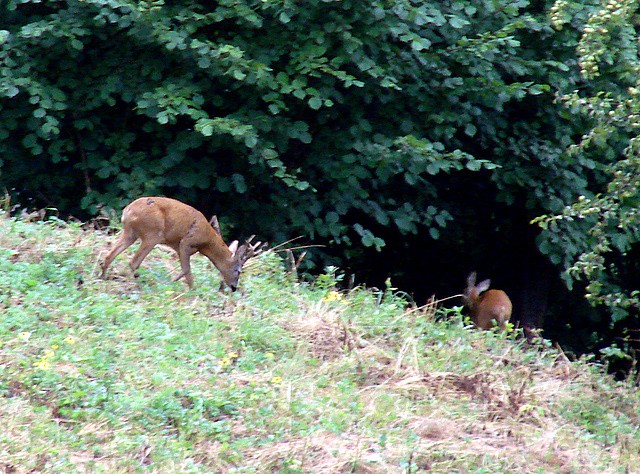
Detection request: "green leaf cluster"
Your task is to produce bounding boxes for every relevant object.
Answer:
[0,0,592,246]
[537,0,640,323]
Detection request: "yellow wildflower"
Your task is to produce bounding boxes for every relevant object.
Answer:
[270,376,283,385]
[35,358,51,370]
[323,290,344,302]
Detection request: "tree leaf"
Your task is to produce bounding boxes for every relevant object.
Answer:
[308,97,322,110]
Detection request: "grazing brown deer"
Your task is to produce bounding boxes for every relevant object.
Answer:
[463,272,512,330]
[100,197,262,290]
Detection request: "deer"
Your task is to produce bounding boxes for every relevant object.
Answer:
[99,196,263,290]
[462,272,512,330]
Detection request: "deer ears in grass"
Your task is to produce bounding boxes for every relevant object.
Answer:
[466,272,491,294]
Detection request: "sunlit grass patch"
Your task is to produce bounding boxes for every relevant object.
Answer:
[0,211,639,472]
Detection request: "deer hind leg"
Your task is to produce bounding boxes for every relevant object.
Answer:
[101,230,138,278]
[127,235,164,278]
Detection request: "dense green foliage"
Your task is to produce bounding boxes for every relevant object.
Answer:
[1,214,640,472]
[1,0,640,345]
[1,1,593,239]
[537,0,640,323]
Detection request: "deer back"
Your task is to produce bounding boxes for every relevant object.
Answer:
[463,272,512,330]
[474,289,512,330]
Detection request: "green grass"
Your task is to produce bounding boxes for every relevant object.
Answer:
[1,212,640,473]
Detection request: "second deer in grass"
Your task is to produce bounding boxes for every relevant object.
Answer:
[463,272,512,330]
[100,197,262,290]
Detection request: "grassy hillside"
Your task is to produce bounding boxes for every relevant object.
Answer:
[1,212,639,473]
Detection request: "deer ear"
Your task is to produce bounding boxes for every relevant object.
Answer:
[228,240,239,255]
[466,272,477,288]
[209,215,222,237]
[476,279,491,293]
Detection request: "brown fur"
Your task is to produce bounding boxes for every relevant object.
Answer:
[463,272,512,330]
[100,197,259,290]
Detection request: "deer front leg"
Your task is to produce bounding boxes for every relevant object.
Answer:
[176,239,196,289]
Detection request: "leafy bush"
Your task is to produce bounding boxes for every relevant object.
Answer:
[0,0,592,252]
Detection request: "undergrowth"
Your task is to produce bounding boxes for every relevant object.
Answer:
[0,212,639,473]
